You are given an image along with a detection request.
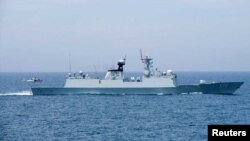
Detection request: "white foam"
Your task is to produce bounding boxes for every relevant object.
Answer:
[190,92,203,95]
[157,93,164,95]
[181,92,203,95]
[157,93,173,95]
[0,91,32,96]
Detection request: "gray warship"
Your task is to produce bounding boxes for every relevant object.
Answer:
[32,51,243,95]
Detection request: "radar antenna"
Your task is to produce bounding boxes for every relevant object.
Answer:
[124,55,126,63]
[69,54,72,73]
[140,49,153,77]
[140,49,143,61]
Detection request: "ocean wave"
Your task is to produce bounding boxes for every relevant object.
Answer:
[0,91,32,96]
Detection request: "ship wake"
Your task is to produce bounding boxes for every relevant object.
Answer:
[0,91,33,96]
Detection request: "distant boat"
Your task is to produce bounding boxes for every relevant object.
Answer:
[24,77,42,83]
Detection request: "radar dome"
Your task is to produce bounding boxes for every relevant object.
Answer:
[118,59,125,65]
[167,70,173,75]
[117,60,125,67]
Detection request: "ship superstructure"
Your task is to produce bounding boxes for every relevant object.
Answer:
[63,52,178,89]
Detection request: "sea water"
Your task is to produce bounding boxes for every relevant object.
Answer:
[0,72,250,141]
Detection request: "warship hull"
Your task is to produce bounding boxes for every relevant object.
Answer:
[31,82,243,95]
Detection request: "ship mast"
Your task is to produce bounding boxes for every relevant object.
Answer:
[69,54,72,73]
[140,49,153,78]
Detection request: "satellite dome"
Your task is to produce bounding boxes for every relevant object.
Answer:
[167,70,173,75]
[118,59,125,65]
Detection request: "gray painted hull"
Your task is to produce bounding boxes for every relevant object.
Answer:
[31,82,243,95]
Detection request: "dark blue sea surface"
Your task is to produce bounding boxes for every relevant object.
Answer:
[0,72,250,141]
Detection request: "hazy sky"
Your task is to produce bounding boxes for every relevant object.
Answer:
[0,0,250,72]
